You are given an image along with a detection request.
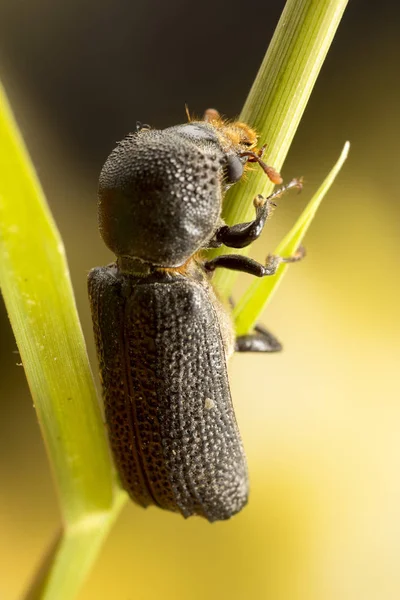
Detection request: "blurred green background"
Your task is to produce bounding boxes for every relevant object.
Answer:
[1,1,399,598]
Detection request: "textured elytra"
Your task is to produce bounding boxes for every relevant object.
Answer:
[88,265,248,521]
[98,125,227,267]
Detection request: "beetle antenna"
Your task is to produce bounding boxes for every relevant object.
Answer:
[239,151,283,185]
[185,103,192,122]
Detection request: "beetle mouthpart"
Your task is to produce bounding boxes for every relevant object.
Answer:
[239,151,283,185]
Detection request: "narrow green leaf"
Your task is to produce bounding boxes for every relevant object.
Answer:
[0,82,115,521]
[233,141,350,336]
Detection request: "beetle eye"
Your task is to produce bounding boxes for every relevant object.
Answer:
[225,154,244,183]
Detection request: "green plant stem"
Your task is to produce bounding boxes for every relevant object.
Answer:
[25,492,126,600]
[211,0,349,299]
[0,81,123,599]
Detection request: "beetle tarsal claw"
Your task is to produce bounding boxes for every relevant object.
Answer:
[282,245,306,263]
[264,254,282,275]
[265,245,307,273]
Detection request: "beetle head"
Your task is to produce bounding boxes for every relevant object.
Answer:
[201,109,282,185]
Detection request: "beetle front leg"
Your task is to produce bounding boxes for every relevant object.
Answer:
[235,324,282,353]
[204,245,305,277]
[209,178,302,249]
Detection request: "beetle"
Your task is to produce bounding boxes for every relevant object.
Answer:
[88,109,303,522]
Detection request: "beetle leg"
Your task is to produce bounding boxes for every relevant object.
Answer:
[209,178,302,249]
[204,245,305,277]
[227,300,282,353]
[235,324,282,353]
[210,195,273,249]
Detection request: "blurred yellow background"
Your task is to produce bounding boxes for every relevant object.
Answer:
[1,1,400,599]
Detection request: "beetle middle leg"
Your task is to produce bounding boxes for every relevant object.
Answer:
[209,178,302,249]
[204,245,305,278]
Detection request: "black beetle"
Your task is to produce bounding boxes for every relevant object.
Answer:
[88,109,303,522]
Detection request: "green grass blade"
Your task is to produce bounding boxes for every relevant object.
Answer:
[24,492,126,600]
[233,141,350,336]
[0,79,125,598]
[0,82,114,524]
[211,0,350,299]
